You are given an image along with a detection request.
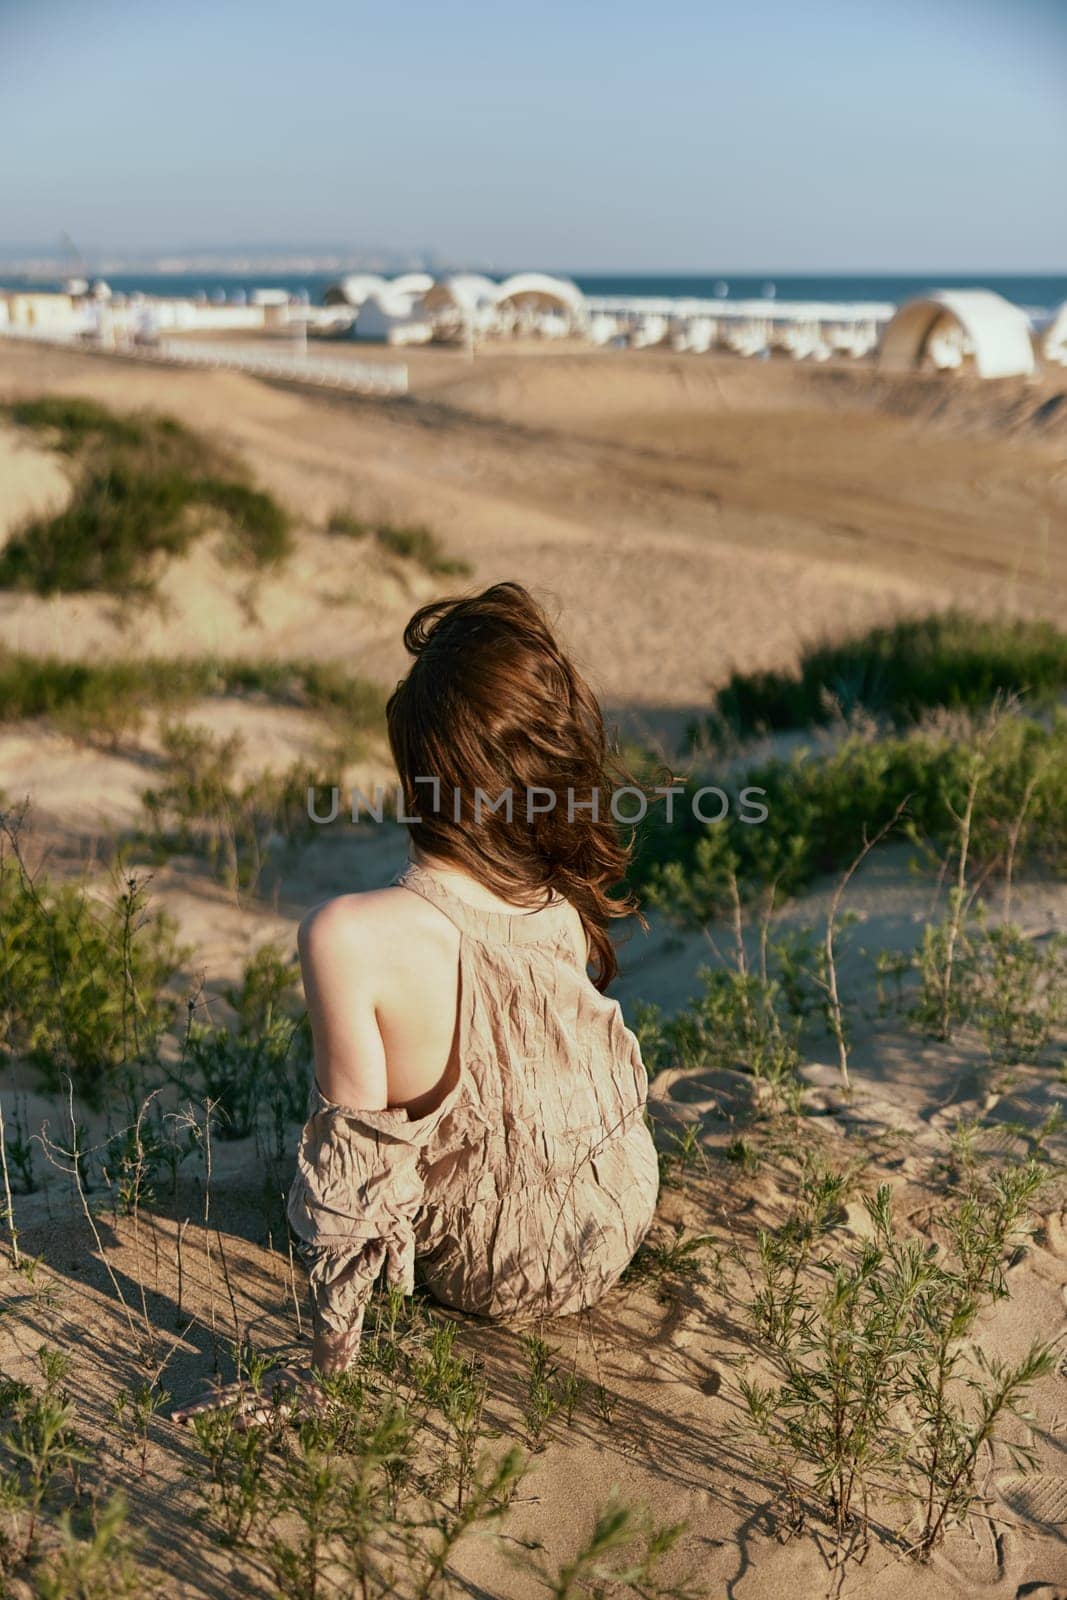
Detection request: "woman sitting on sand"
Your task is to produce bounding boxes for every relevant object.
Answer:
[179,581,658,1409]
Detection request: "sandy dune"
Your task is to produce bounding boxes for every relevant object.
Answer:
[1,342,1064,738]
[0,425,72,541]
[1,340,1066,1599]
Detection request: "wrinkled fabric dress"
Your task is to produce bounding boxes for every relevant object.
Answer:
[287,862,660,1342]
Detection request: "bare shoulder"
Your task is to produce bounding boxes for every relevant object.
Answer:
[298,886,456,968]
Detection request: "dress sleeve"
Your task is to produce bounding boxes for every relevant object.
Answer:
[286,1088,426,1342]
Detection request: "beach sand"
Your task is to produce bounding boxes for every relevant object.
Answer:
[1,338,1065,1598]
[1,341,1064,735]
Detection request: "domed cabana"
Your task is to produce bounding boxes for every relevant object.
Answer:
[494,273,588,335]
[422,274,500,338]
[388,272,434,300]
[879,290,1035,380]
[322,273,389,308]
[1043,301,1067,367]
[423,275,498,315]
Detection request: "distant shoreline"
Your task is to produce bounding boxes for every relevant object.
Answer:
[3,270,1066,316]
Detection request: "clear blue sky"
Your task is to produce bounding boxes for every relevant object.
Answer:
[2,0,1065,271]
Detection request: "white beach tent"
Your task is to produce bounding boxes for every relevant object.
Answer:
[323,274,389,308]
[1042,302,1067,367]
[827,319,878,358]
[587,313,621,346]
[879,290,1035,380]
[630,313,669,349]
[422,274,500,338]
[351,290,430,344]
[678,316,717,354]
[423,274,498,313]
[723,317,771,358]
[494,273,588,334]
[388,273,435,300]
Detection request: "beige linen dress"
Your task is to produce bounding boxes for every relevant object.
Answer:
[287,862,660,1342]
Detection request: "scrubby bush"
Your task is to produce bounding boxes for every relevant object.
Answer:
[177,944,312,1146]
[0,1347,88,1571]
[194,476,291,566]
[220,658,388,759]
[913,914,1067,1062]
[740,1159,1053,1559]
[633,966,801,1103]
[968,922,1067,1066]
[0,858,181,1108]
[636,712,1067,924]
[141,723,328,892]
[181,1297,693,1600]
[701,613,1067,741]
[32,1492,143,1600]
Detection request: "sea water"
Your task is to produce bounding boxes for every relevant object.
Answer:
[3,271,1066,318]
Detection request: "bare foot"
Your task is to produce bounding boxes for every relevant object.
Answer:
[170,1364,322,1428]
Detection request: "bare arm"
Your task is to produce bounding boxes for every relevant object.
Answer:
[178,891,439,1405]
[298,896,389,1113]
[297,897,389,1372]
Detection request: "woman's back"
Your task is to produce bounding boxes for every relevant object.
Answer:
[394,861,640,1150]
[288,859,659,1333]
[298,858,589,1120]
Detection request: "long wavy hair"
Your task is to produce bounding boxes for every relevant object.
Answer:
[386,582,642,989]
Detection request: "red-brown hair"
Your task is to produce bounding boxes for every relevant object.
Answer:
[386,582,642,989]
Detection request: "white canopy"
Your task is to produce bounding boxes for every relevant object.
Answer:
[879,290,1035,380]
[494,273,587,321]
[423,274,499,314]
[1042,301,1067,366]
[323,274,389,308]
[388,272,434,299]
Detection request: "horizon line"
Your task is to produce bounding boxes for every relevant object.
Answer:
[1,261,1065,278]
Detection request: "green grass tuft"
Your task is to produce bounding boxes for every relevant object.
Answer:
[326,509,371,539]
[0,863,182,1108]
[0,397,292,597]
[636,711,1067,923]
[0,649,388,750]
[8,395,154,451]
[194,478,292,567]
[328,507,470,576]
[375,522,470,576]
[701,613,1067,741]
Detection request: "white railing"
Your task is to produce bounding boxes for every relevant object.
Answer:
[0,324,408,396]
[155,339,408,395]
